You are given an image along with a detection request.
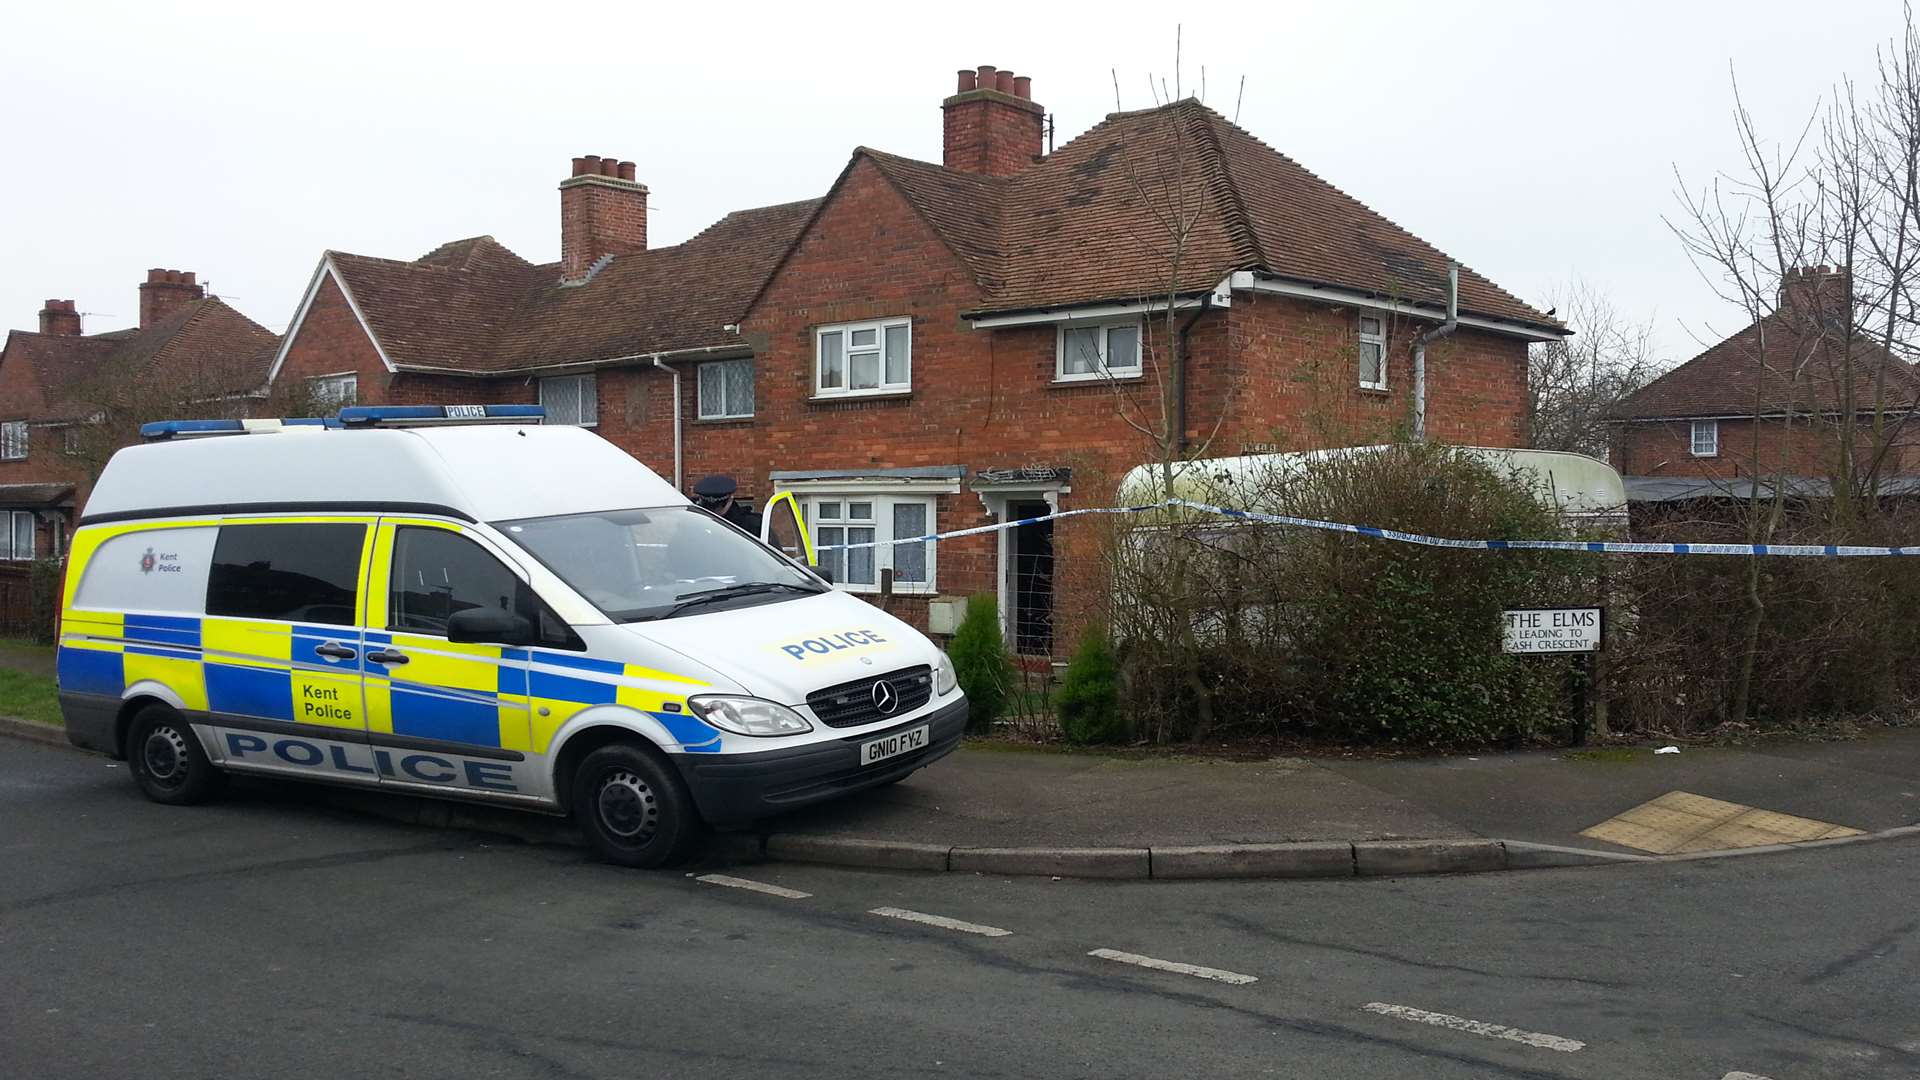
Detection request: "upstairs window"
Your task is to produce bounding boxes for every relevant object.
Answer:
[698,359,754,420]
[1,420,26,461]
[309,374,358,411]
[816,318,911,398]
[539,374,597,426]
[1057,320,1143,382]
[1691,419,1719,458]
[1357,315,1387,390]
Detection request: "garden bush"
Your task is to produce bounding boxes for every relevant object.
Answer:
[1056,625,1126,745]
[948,592,1013,734]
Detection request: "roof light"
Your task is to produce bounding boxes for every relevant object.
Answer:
[140,418,341,440]
[336,404,546,426]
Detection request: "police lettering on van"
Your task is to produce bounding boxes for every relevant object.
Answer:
[59,406,967,868]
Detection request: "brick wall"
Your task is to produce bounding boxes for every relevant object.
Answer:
[0,336,84,556]
[1614,415,1920,478]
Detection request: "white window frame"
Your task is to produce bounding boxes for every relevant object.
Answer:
[815,318,912,398]
[4,511,33,561]
[1055,319,1144,382]
[1357,314,1388,390]
[797,491,938,595]
[308,373,358,412]
[697,359,755,420]
[1691,419,1719,458]
[538,373,597,427]
[0,420,27,461]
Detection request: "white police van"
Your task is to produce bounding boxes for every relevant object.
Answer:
[58,405,967,867]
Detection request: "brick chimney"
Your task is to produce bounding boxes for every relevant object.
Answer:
[38,299,81,336]
[1778,264,1852,320]
[139,269,204,329]
[559,155,647,281]
[943,65,1044,176]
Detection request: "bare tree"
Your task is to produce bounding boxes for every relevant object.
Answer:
[1528,282,1660,457]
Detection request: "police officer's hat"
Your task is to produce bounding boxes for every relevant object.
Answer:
[691,474,738,504]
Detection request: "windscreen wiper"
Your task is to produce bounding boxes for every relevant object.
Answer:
[654,581,821,618]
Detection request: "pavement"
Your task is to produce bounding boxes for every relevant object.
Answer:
[3,736,1917,1080]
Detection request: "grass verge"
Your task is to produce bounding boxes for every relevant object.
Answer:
[0,668,61,727]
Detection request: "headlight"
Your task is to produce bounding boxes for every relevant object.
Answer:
[936,651,958,696]
[686,696,813,737]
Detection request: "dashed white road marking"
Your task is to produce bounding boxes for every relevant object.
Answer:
[694,874,812,899]
[1722,1073,1774,1080]
[1361,1002,1585,1053]
[1088,948,1258,985]
[869,907,1012,937]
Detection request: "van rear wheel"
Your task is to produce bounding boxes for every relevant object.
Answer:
[126,704,224,806]
[573,743,700,869]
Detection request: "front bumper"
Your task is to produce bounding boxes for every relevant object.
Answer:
[674,695,967,826]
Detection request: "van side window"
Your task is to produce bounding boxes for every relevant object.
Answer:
[390,528,519,635]
[206,523,365,627]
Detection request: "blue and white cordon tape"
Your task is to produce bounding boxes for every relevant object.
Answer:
[810,498,1920,557]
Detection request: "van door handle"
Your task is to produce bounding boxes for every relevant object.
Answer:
[365,649,409,665]
[313,643,358,661]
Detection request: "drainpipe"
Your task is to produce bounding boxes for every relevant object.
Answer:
[1412,262,1460,443]
[1175,295,1214,453]
[650,354,682,489]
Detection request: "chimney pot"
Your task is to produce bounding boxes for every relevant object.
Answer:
[1013,75,1032,99]
[617,160,636,181]
[976,64,996,85]
[571,156,590,177]
[957,68,977,92]
[599,157,619,177]
[147,268,166,283]
[182,271,196,286]
[995,70,1015,94]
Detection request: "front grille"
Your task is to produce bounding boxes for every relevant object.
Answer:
[806,665,934,728]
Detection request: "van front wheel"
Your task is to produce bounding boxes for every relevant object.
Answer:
[126,704,224,806]
[573,743,700,868]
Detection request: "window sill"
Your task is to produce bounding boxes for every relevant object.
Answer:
[1052,372,1143,387]
[695,415,755,425]
[1357,384,1390,396]
[809,390,914,405]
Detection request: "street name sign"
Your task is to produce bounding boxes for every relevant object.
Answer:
[1502,608,1602,654]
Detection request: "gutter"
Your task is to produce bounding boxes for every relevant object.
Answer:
[1410,263,1460,443]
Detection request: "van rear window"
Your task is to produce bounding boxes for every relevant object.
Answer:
[206,523,365,627]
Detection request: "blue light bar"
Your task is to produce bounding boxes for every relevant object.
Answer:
[140,417,343,440]
[336,404,546,426]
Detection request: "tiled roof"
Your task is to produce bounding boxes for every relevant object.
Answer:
[859,99,1555,328]
[325,201,820,374]
[1615,312,1920,419]
[0,297,275,422]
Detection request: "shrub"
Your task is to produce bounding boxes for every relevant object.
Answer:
[27,558,63,645]
[1056,625,1126,744]
[1107,443,1585,747]
[948,593,1013,734]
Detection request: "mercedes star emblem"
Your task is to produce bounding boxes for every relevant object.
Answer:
[871,679,899,715]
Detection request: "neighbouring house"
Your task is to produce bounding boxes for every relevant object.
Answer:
[1610,265,1920,505]
[0,270,278,560]
[268,63,1564,653]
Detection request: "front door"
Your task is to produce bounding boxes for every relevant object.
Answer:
[361,519,532,796]
[1007,500,1055,656]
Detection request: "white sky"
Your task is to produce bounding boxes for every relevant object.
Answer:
[0,0,1904,365]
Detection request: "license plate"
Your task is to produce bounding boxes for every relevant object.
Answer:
[860,725,929,766]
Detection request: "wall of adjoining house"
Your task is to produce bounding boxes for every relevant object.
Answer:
[1614,416,1920,479]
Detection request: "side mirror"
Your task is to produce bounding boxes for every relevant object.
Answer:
[446,606,533,646]
[817,565,835,584]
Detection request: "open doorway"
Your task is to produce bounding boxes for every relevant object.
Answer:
[1007,499,1055,656]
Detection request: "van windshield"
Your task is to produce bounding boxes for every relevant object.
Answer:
[497,507,826,622]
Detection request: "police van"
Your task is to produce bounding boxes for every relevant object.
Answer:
[58,405,967,867]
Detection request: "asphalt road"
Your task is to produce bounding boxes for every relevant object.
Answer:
[3,736,1916,1080]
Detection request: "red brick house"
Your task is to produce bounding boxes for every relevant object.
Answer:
[269,65,1563,652]
[0,270,277,561]
[1611,266,1920,499]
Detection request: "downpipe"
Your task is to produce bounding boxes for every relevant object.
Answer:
[1411,262,1461,443]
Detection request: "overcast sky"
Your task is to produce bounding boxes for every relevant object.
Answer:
[0,1,1905,365]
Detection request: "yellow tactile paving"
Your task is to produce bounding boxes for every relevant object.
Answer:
[1580,790,1863,855]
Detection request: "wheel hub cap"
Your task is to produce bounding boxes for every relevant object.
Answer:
[143,726,189,787]
[596,770,659,843]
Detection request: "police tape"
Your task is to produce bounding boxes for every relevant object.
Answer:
[809,498,1920,557]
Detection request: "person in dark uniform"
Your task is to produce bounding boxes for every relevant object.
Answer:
[691,474,762,536]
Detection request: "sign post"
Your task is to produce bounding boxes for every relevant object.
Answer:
[1503,608,1604,745]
